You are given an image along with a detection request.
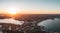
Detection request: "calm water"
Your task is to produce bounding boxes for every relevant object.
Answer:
[0,18,24,33]
[0,18,60,32]
[37,18,60,31]
[0,18,24,25]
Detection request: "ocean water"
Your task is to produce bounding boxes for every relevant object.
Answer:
[37,18,60,31]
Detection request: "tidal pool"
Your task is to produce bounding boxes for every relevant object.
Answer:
[37,18,60,31]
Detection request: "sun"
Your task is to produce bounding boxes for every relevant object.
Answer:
[7,7,19,14]
[8,9,17,14]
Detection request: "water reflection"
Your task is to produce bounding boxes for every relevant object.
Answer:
[0,18,24,33]
[37,18,60,31]
[0,18,24,25]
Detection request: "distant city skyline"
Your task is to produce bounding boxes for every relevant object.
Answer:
[0,0,60,14]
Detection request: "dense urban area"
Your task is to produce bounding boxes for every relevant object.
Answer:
[0,14,60,33]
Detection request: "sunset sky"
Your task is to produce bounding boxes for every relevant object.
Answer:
[0,0,60,14]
